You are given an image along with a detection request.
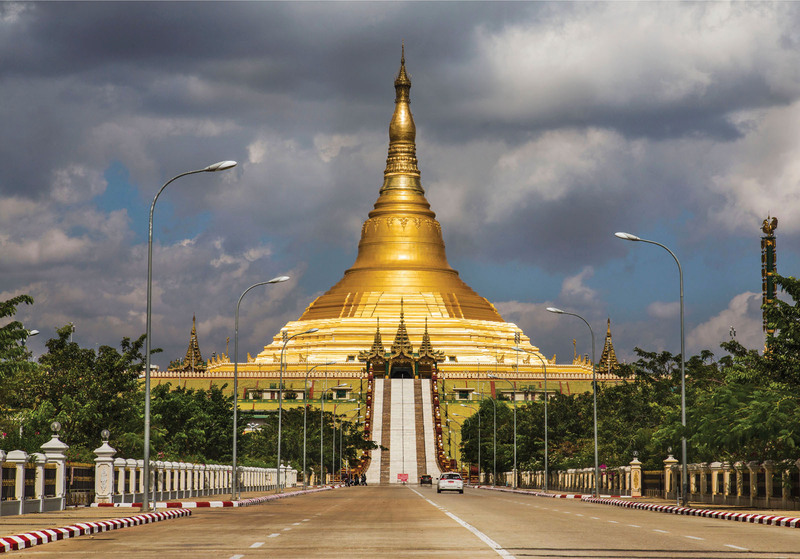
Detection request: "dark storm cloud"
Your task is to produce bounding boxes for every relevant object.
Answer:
[3,2,800,367]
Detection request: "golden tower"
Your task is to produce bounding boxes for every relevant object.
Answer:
[190,50,597,384]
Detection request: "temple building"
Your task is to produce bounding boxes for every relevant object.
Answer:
[167,315,206,374]
[154,50,621,481]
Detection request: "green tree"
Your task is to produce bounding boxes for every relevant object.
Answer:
[149,383,234,463]
[19,325,147,456]
[0,294,37,410]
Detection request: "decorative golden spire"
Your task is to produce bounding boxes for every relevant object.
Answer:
[358,318,387,363]
[390,299,415,360]
[170,314,206,372]
[383,44,420,190]
[598,318,618,373]
[419,317,445,363]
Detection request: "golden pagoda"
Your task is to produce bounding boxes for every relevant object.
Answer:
[166,50,604,393]
[168,315,206,373]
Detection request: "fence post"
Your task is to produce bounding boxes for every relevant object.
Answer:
[6,450,28,515]
[93,433,116,504]
[763,460,775,508]
[630,457,642,497]
[40,428,69,511]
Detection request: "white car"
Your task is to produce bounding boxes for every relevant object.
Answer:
[437,472,464,494]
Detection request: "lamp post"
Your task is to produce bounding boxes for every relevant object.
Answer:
[615,231,687,506]
[480,392,498,486]
[446,416,463,471]
[338,407,361,482]
[277,327,319,493]
[547,306,599,498]
[321,383,348,484]
[143,160,237,511]
[303,361,335,489]
[487,374,517,489]
[331,399,354,482]
[457,404,480,483]
[513,346,549,493]
[232,276,290,500]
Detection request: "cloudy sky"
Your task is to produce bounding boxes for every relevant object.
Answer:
[3,2,799,369]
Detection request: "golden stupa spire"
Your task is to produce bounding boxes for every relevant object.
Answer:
[170,314,206,372]
[297,47,503,323]
[598,318,618,373]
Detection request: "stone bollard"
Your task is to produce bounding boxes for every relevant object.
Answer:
[40,424,69,511]
[663,454,678,499]
[6,450,28,515]
[630,457,642,497]
[93,431,116,504]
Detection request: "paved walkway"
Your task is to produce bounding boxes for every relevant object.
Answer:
[0,489,312,539]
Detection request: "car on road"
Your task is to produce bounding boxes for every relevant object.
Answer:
[419,474,432,485]
[437,472,463,494]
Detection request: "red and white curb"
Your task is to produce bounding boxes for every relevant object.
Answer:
[92,484,344,509]
[582,497,800,528]
[0,509,191,553]
[476,485,628,499]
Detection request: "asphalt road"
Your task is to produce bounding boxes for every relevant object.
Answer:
[9,486,800,558]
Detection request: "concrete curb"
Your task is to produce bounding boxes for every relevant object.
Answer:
[0,509,192,553]
[91,484,344,509]
[475,485,630,499]
[582,496,800,528]
[476,486,800,529]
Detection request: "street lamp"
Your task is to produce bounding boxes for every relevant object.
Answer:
[477,392,498,486]
[547,306,599,498]
[143,159,237,511]
[232,276,290,500]
[303,361,335,489]
[513,346,549,493]
[457,404,480,484]
[331,399,355,482]
[277,327,319,493]
[338,407,361,481]
[446,416,463,470]
[321,383,348,484]
[487,374,517,489]
[615,231,687,506]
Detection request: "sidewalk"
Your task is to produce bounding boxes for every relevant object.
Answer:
[0,487,333,545]
[476,485,800,527]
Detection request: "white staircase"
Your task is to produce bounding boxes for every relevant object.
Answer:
[388,378,417,483]
[365,379,384,485]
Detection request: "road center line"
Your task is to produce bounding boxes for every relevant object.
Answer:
[268,533,280,538]
[685,535,704,540]
[725,544,748,551]
[409,487,515,558]
[653,529,669,533]
[627,525,640,528]
[250,542,264,548]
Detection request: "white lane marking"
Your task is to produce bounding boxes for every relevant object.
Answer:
[292,522,301,526]
[653,529,669,534]
[627,524,640,528]
[685,535,704,540]
[608,520,619,524]
[268,533,280,538]
[283,527,292,531]
[575,514,584,517]
[230,556,245,559]
[409,487,515,558]
[250,542,265,548]
[302,519,310,522]
[725,544,748,551]
[591,517,600,520]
